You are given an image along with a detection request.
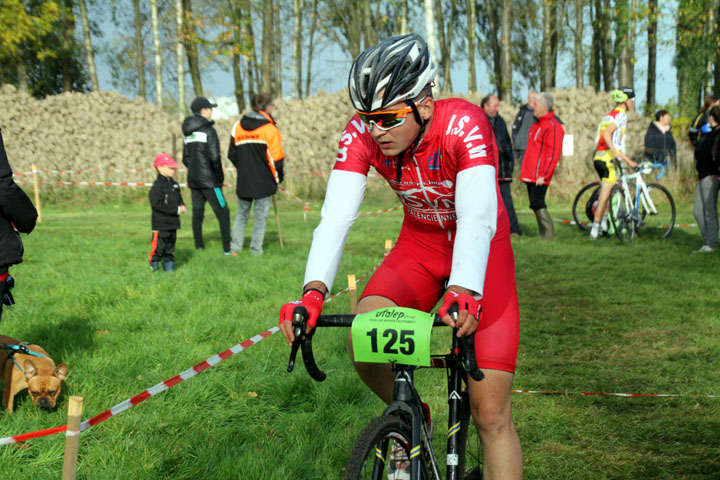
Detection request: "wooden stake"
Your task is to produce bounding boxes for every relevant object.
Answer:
[272,195,284,248]
[171,133,177,160]
[347,274,357,313]
[62,396,84,480]
[384,239,393,257]
[31,164,42,223]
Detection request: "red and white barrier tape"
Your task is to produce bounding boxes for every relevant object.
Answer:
[0,326,279,446]
[512,389,718,398]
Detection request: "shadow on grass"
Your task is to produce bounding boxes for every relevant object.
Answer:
[26,315,96,359]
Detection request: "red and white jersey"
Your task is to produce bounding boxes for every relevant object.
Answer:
[304,98,509,296]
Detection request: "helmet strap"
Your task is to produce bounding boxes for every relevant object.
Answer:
[395,99,428,183]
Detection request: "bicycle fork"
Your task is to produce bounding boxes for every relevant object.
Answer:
[446,350,467,480]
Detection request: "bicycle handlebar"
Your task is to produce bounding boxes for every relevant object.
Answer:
[286,305,484,383]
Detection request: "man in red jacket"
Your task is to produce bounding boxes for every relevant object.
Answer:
[520,92,565,239]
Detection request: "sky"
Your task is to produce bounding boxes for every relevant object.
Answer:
[94,4,678,112]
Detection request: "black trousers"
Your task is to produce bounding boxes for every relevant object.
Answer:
[499,181,521,234]
[190,188,231,252]
[525,182,549,211]
[149,230,177,262]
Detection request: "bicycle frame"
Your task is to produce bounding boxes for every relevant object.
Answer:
[615,162,665,226]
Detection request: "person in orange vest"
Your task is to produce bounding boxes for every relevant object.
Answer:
[228,93,285,256]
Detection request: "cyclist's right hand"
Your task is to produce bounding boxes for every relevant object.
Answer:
[278,289,324,345]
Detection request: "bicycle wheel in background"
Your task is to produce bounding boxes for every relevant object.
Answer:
[608,185,633,242]
[344,416,433,480]
[455,391,483,479]
[636,183,676,239]
[571,182,600,231]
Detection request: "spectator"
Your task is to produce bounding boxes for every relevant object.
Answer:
[182,96,232,255]
[689,96,715,150]
[148,153,186,272]
[228,93,285,256]
[482,94,521,236]
[0,127,38,322]
[692,105,720,253]
[511,91,536,169]
[644,110,677,168]
[520,92,565,239]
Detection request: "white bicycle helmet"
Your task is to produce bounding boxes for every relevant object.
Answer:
[348,34,437,112]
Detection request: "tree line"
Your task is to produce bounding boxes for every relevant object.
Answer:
[1,0,718,118]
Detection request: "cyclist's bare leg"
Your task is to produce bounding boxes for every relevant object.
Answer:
[467,368,523,480]
[347,295,397,403]
[593,181,615,223]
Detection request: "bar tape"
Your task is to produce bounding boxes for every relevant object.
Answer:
[0,327,279,446]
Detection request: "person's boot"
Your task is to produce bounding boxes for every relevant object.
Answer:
[162,261,175,273]
[536,208,556,239]
[149,262,160,272]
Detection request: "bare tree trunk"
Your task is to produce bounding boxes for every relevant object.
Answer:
[435,0,448,91]
[573,0,584,88]
[500,0,512,100]
[273,0,282,96]
[151,0,163,107]
[646,0,657,109]
[305,0,318,97]
[589,0,601,90]
[176,0,187,118]
[62,0,75,92]
[78,0,99,91]
[467,0,477,93]
[133,0,146,100]
[245,1,257,97]
[541,0,552,90]
[706,7,715,97]
[400,0,409,34]
[615,0,629,87]
[182,0,203,97]
[714,1,720,98]
[424,0,439,87]
[484,0,502,95]
[601,0,614,90]
[261,0,273,93]
[363,0,373,49]
[628,0,636,87]
[232,0,246,111]
[291,0,302,99]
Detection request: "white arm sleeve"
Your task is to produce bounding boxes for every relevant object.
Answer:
[448,165,498,297]
[303,170,367,292]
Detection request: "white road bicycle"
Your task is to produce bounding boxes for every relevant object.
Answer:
[608,161,676,242]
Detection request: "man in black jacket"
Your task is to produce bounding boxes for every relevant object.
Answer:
[482,94,521,236]
[0,127,38,321]
[511,91,536,169]
[182,97,232,254]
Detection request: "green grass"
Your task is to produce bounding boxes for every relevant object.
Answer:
[0,186,718,479]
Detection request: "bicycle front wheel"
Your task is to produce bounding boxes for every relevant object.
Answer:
[571,182,600,231]
[608,185,633,242]
[455,391,483,479]
[636,183,676,239]
[344,416,434,480]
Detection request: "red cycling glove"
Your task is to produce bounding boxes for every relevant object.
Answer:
[438,290,481,321]
[279,289,325,329]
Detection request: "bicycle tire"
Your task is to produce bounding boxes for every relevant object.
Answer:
[571,182,600,231]
[636,183,676,239]
[344,416,434,480]
[455,391,483,479]
[608,185,633,242]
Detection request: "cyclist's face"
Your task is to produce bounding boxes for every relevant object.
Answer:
[368,97,433,156]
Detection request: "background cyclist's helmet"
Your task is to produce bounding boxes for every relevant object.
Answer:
[619,86,636,100]
[348,33,437,112]
[611,89,629,103]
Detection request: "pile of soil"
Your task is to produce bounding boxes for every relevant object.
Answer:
[0,83,690,182]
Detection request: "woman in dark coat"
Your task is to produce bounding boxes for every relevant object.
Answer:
[644,110,677,168]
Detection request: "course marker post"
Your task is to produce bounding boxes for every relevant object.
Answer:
[348,274,357,312]
[62,396,83,480]
[272,195,284,248]
[384,239,392,257]
[31,164,42,223]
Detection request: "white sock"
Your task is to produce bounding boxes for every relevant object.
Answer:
[601,215,608,231]
[590,222,600,238]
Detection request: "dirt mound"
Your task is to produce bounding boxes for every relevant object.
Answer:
[0,83,689,182]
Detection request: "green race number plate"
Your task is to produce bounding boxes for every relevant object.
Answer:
[351,307,433,366]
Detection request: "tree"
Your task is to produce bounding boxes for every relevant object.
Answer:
[467,0,477,93]
[436,0,458,92]
[291,0,303,99]
[151,0,163,107]
[176,0,187,117]
[424,0,439,79]
[499,0,512,99]
[77,0,98,91]
[676,0,715,117]
[181,0,203,97]
[600,0,614,90]
[481,0,502,95]
[133,0,146,100]
[568,0,585,88]
[261,0,273,93]
[540,0,560,91]
[305,0,318,97]
[646,0,657,110]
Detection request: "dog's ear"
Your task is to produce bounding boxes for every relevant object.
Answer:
[54,363,69,381]
[23,360,38,380]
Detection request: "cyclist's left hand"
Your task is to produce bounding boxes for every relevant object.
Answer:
[438,289,480,337]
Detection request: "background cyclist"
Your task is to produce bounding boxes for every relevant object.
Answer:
[279,34,523,479]
[589,87,638,239]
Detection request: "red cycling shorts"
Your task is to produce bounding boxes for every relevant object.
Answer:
[360,219,519,373]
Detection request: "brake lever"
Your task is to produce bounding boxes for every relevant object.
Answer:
[286,307,307,373]
[450,304,485,382]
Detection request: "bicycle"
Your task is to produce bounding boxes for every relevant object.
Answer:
[608,161,676,242]
[286,304,485,479]
[571,181,601,232]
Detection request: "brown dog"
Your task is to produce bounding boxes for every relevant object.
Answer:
[0,335,68,413]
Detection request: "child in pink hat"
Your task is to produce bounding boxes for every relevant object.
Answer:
[148,154,186,272]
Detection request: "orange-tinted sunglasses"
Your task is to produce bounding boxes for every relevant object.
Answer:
[356,96,428,131]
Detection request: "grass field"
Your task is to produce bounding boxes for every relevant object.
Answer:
[0,184,718,479]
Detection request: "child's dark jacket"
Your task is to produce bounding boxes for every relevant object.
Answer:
[149,173,184,231]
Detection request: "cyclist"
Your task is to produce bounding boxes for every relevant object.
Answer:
[279,34,522,479]
[589,87,638,239]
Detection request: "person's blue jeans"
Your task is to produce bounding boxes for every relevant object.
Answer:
[231,196,271,255]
